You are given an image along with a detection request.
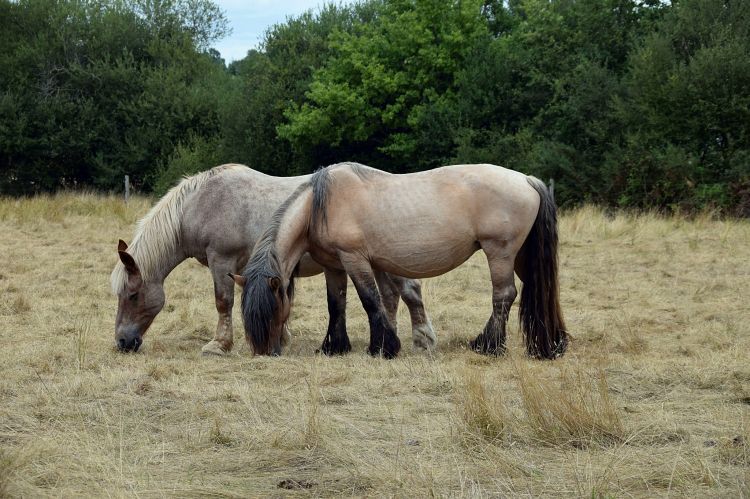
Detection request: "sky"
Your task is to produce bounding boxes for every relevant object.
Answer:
[212,1,331,63]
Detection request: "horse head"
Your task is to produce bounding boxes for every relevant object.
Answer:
[230,269,294,355]
[113,240,165,352]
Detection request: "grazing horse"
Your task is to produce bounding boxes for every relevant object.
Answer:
[233,162,567,359]
[110,164,435,354]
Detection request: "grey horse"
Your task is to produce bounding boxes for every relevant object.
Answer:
[111,164,436,355]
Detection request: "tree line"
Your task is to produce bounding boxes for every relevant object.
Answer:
[1,0,748,214]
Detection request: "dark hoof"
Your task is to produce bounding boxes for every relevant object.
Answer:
[318,336,352,356]
[469,336,506,356]
[368,335,401,359]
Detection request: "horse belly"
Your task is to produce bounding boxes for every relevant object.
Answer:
[370,237,479,279]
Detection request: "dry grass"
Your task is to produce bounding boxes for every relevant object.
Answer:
[1,195,749,497]
[518,365,625,448]
[457,369,508,441]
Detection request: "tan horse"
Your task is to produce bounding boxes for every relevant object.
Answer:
[110,164,435,355]
[233,162,567,359]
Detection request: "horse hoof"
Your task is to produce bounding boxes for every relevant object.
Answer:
[319,340,352,356]
[201,340,230,356]
[469,337,505,357]
[368,340,400,359]
[368,346,397,359]
[412,323,437,352]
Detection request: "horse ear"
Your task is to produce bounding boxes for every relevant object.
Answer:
[118,239,128,252]
[228,273,246,288]
[118,250,140,277]
[268,276,281,292]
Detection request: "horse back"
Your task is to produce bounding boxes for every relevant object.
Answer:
[179,166,309,262]
[312,163,540,278]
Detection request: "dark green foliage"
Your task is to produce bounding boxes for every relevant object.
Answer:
[151,133,222,196]
[1,0,748,214]
[0,0,228,194]
[616,0,750,212]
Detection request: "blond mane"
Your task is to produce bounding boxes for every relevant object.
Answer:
[110,164,243,293]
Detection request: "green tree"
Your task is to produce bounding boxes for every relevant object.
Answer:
[616,0,750,211]
[278,0,489,171]
[0,0,230,194]
[449,0,665,205]
[221,2,379,176]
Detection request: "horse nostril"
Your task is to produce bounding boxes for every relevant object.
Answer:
[117,338,127,350]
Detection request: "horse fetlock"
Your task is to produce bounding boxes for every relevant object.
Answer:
[201,339,232,356]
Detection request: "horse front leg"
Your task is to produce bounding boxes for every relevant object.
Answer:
[470,248,516,356]
[340,254,401,359]
[318,268,351,355]
[386,274,437,352]
[201,256,237,356]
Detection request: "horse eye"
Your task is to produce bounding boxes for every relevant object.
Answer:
[129,292,138,301]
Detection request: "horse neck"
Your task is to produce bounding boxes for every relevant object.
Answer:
[129,239,187,285]
[273,191,312,279]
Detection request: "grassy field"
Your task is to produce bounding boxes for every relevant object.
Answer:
[1,193,749,497]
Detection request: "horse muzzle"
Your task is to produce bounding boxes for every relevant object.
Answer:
[115,327,143,352]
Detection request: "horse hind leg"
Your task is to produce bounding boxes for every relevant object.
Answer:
[374,271,399,334]
[386,274,437,352]
[201,255,237,356]
[340,254,401,359]
[470,247,517,356]
[318,268,351,355]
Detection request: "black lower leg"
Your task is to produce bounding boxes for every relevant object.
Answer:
[353,275,400,359]
[367,310,401,359]
[319,270,350,355]
[471,296,512,356]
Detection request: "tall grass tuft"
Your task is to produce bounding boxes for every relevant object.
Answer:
[74,320,91,371]
[303,365,322,449]
[457,369,508,441]
[518,366,625,448]
[0,192,150,224]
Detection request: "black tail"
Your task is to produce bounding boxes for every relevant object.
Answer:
[519,177,568,359]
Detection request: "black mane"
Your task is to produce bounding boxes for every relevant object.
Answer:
[310,162,377,230]
[241,162,378,354]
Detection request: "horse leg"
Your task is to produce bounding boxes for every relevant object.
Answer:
[374,271,400,334]
[201,256,237,356]
[318,268,351,355]
[470,244,517,356]
[386,274,437,351]
[340,255,401,359]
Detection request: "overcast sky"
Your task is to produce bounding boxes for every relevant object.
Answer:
[212,1,332,62]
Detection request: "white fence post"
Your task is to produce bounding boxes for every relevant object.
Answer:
[124,175,130,203]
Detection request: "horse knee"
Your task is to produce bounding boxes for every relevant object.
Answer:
[397,279,422,306]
